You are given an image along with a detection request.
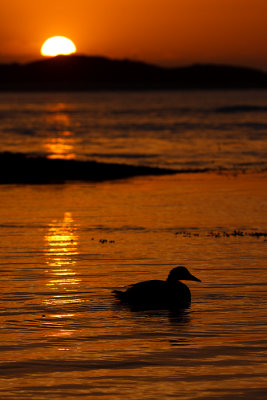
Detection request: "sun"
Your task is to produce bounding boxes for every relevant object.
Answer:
[41,36,76,57]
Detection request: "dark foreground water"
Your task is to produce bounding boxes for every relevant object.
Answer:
[0,173,266,400]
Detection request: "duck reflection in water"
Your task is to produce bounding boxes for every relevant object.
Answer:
[113,266,201,311]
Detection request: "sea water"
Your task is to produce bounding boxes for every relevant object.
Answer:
[0,91,266,399]
[0,90,267,171]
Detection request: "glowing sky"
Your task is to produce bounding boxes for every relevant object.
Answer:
[0,0,267,70]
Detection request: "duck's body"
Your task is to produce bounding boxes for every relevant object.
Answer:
[113,266,201,310]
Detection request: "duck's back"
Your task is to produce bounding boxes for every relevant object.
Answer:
[120,279,191,309]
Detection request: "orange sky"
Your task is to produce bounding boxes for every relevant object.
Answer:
[0,0,267,70]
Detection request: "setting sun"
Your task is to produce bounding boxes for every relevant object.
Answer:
[41,36,76,57]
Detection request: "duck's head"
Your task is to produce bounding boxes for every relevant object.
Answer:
[167,266,201,282]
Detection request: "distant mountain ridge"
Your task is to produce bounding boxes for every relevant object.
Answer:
[0,55,266,90]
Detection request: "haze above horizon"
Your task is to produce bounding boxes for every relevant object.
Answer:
[1,0,267,71]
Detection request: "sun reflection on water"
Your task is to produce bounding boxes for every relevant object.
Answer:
[44,212,81,292]
[43,103,77,160]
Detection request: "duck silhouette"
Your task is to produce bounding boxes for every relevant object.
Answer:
[113,266,201,310]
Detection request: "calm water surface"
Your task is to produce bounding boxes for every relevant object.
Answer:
[0,90,267,171]
[0,173,266,399]
[0,91,267,399]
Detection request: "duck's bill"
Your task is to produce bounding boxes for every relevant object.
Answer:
[189,274,201,282]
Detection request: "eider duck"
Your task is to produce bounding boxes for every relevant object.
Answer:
[113,266,201,310]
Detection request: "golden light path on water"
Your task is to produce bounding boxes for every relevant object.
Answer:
[44,212,81,317]
[44,103,77,160]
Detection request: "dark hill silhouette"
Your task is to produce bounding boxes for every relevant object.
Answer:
[0,55,266,90]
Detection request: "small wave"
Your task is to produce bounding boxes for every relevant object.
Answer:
[237,122,267,131]
[111,107,194,116]
[214,105,267,113]
[88,152,157,159]
[4,128,37,136]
